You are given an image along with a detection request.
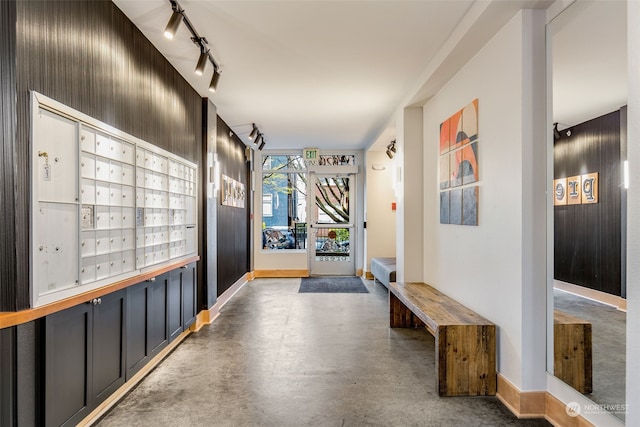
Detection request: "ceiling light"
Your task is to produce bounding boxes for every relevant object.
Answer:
[249,124,258,141]
[258,138,266,151]
[164,10,183,39]
[208,68,221,92]
[553,123,560,140]
[386,148,394,159]
[254,133,263,146]
[195,49,208,75]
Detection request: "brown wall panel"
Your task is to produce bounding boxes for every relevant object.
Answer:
[554,110,622,296]
[216,117,250,297]
[9,0,202,310]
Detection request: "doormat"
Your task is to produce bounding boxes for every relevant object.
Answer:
[299,276,369,294]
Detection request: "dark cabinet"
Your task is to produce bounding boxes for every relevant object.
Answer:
[126,272,169,380]
[168,262,197,343]
[44,289,126,427]
[42,263,197,425]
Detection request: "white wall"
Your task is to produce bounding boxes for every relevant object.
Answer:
[364,150,396,272]
[420,11,546,391]
[626,0,640,424]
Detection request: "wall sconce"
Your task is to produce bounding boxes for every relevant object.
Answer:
[208,152,220,197]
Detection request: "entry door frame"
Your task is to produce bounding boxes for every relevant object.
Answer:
[306,161,360,276]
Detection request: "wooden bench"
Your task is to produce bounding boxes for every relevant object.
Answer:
[554,310,592,394]
[389,281,496,397]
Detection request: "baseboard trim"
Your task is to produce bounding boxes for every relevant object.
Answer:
[496,374,596,426]
[253,269,309,278]
[554,280,626,312]
[496,374,546,418]
[545,392,595,427]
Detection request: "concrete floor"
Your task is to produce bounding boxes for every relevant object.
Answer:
[97,278,551,427]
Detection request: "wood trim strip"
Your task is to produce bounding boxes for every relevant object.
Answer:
[554,280,626,311]
[545,392,596,427]
[496,374,545,418]
[364,271,374,280]
[0,256,200,329]
[253,269,309,278]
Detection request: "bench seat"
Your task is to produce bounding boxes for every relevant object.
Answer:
[370,257,396,288]
[389,281,496,397]
[554,309,592,394]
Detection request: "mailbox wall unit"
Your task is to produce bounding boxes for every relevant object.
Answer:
[31,92,198,307]
[42,262,197,427]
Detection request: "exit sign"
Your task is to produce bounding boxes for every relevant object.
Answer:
[303,148,319,164]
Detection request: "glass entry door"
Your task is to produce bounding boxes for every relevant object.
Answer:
[308,173,355,276]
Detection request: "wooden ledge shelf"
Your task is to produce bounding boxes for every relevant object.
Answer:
[389,281,497,397]
[0,255,199,329]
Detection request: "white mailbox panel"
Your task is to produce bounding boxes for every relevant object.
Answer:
[80,127,95,153]
[81,258,96,284]
[33,109,78,204]
[33,202,79,297]
[81,154,95,179]
[81,179,96,205]
[122,229,135,251]
[95,182,110,205]
[121,185,134,207]
[95,206,110,230]
[110,230,122,253]
[95,157,110,182]
[122,164,135,186]
[81,231,96,257]
[31,92,198,307]
[95,134,111,158]
[95,230,110,255]
[95,254,110,280]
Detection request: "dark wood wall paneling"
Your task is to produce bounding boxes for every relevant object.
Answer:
[216,117,250,297]
[12,0,203,310]
[554,110,622,296]
[1,0,18,311]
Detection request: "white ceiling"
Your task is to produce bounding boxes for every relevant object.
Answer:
[551,0,627,130]
[113,0,627,150]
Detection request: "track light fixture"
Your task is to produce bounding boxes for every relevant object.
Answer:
[164,9,183,39]
[209,68,221,92]
[164,0,222,91]
[258,138,266,151]
[553,123,561,140]
[254,133,263,146]
[386,140,397,159]
[195,46,208,75]
[249,124,259,141]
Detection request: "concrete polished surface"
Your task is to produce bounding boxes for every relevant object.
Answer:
[97,278,551,426]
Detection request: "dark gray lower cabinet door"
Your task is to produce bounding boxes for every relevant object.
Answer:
[148,273,168,357]
[168,269,184,343]
[126,281,149,380]
[182,262,197,329]
[126,275,169,380]
[45,303,92,427]
[92,290,126,405]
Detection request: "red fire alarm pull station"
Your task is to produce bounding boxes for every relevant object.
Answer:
[392,202,396,211]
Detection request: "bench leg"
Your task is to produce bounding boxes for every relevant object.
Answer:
[389,292,424,328]
[554,323,593,394]
[436,325,496,396]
